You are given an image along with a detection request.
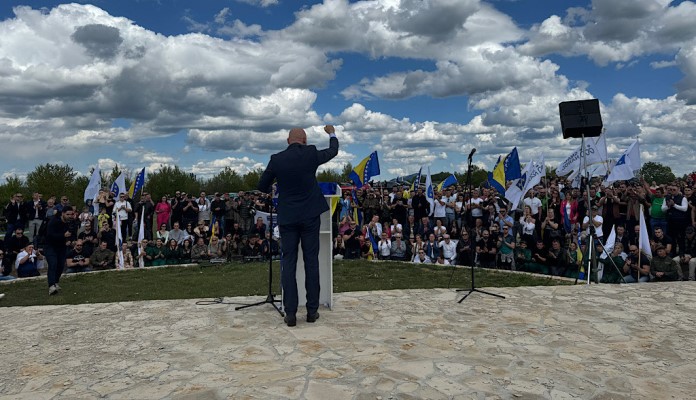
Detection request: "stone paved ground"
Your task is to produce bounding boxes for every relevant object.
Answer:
[1,283,695,399]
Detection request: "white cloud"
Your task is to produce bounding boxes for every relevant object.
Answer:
[236,0,280,8]
[189,156,265,178]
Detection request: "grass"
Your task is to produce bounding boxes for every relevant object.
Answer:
[0,260,572,307]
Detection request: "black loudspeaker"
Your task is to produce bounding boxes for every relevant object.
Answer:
[559,99,603,139]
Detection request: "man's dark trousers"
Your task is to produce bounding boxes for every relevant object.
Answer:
[279,215,321,316]
[45,245,66,287]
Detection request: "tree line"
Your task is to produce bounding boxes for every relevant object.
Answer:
[0,161,682,210]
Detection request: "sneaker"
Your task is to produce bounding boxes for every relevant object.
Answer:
[48,285,58,295]
[0,293,5,300]
[55,284,61,291]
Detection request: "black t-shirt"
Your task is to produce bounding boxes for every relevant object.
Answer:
[532,247,548,264]
[78,231,97,254]
[66,248,89,264]
[344,228,361,251]
[654,235,675,256]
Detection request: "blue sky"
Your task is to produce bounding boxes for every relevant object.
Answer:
[1,0,695,183]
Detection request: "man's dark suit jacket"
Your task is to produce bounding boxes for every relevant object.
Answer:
[258,137,339,225]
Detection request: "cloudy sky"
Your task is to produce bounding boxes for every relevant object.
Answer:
[1,0,695,182]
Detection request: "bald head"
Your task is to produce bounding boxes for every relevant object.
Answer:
[287,128,307,145]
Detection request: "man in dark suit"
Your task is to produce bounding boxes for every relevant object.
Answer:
[258,125,339,327]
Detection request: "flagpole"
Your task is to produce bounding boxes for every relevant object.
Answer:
[638,204,642,283]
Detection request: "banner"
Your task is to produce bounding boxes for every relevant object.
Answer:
[556,134,608,176]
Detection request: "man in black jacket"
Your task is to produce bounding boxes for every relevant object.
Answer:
[45,206,76,295]
[4,193,27,241]
[258,125,338,326]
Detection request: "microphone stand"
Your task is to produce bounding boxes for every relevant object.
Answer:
[457,149,505,302]
[235,194,284,317]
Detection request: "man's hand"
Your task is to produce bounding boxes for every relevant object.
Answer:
[324,125,335,135]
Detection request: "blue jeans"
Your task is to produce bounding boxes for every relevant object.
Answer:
[279,215,321,316]
[45,245,67,287]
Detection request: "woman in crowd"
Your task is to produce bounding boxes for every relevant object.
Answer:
[410,234,425,262]
[184,222,195,238]
[547,189,562,223]
[197,196,211,226]
[164,239,180,265]
[541,209,562,248]
[179,239,192,263]
[520,205,537,248]
[156,223,169,242]
[155,196,172,229]
[208,235,226,262]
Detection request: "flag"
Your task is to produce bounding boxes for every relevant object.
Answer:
[84,166,101,204]
[639,205,652,259]
[556,133,608,176]
[365,224,378,257]
[503,147,522,181]
[437,174,457,191]
[504,162,530,211]
[114,213,124,270]
[504,154,545,211]
[600,224,616,260]
[137,211,145,268]
[487,156,506,194]
[410,167,422,192]
[349,151,380,188]
[110,173,127,197]
[351,189,363,227]
[425,167,435,216]
[605,140,641,184]
[128,168,146,198]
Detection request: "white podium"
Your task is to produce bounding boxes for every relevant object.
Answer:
[285,186,339,310]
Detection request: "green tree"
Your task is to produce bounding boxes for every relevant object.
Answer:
[340,163,353,182]
[204,167,245,194]
[640,161,675,185]
[146,166,201,199]
[0,175,26,204]
[317,169,342,183]
[26,163,78,201]
[242,168,264,191]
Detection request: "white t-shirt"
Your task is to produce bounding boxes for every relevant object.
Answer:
[433,198,447,218]
[114,200,132,220]
[524,197,542,215]
[469,198,483,217]
[582,215,604,238]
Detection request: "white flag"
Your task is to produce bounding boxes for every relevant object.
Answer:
[84,166,101,204]
[114,213,124,270]
[600,224,616,260]
[504,161,531,211]
[556,133,608,176]
[111,172,127,197]
[504,154,545,211]
[138,211,145,268]
[425,166,434,216]
[605,140,641,184]
[639,206,652,259]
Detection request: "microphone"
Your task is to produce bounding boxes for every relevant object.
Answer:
[468,148,476,160]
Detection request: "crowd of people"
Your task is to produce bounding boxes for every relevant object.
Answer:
[0,189,280,293]
[1,174,694,295]
[332,176,694,283]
